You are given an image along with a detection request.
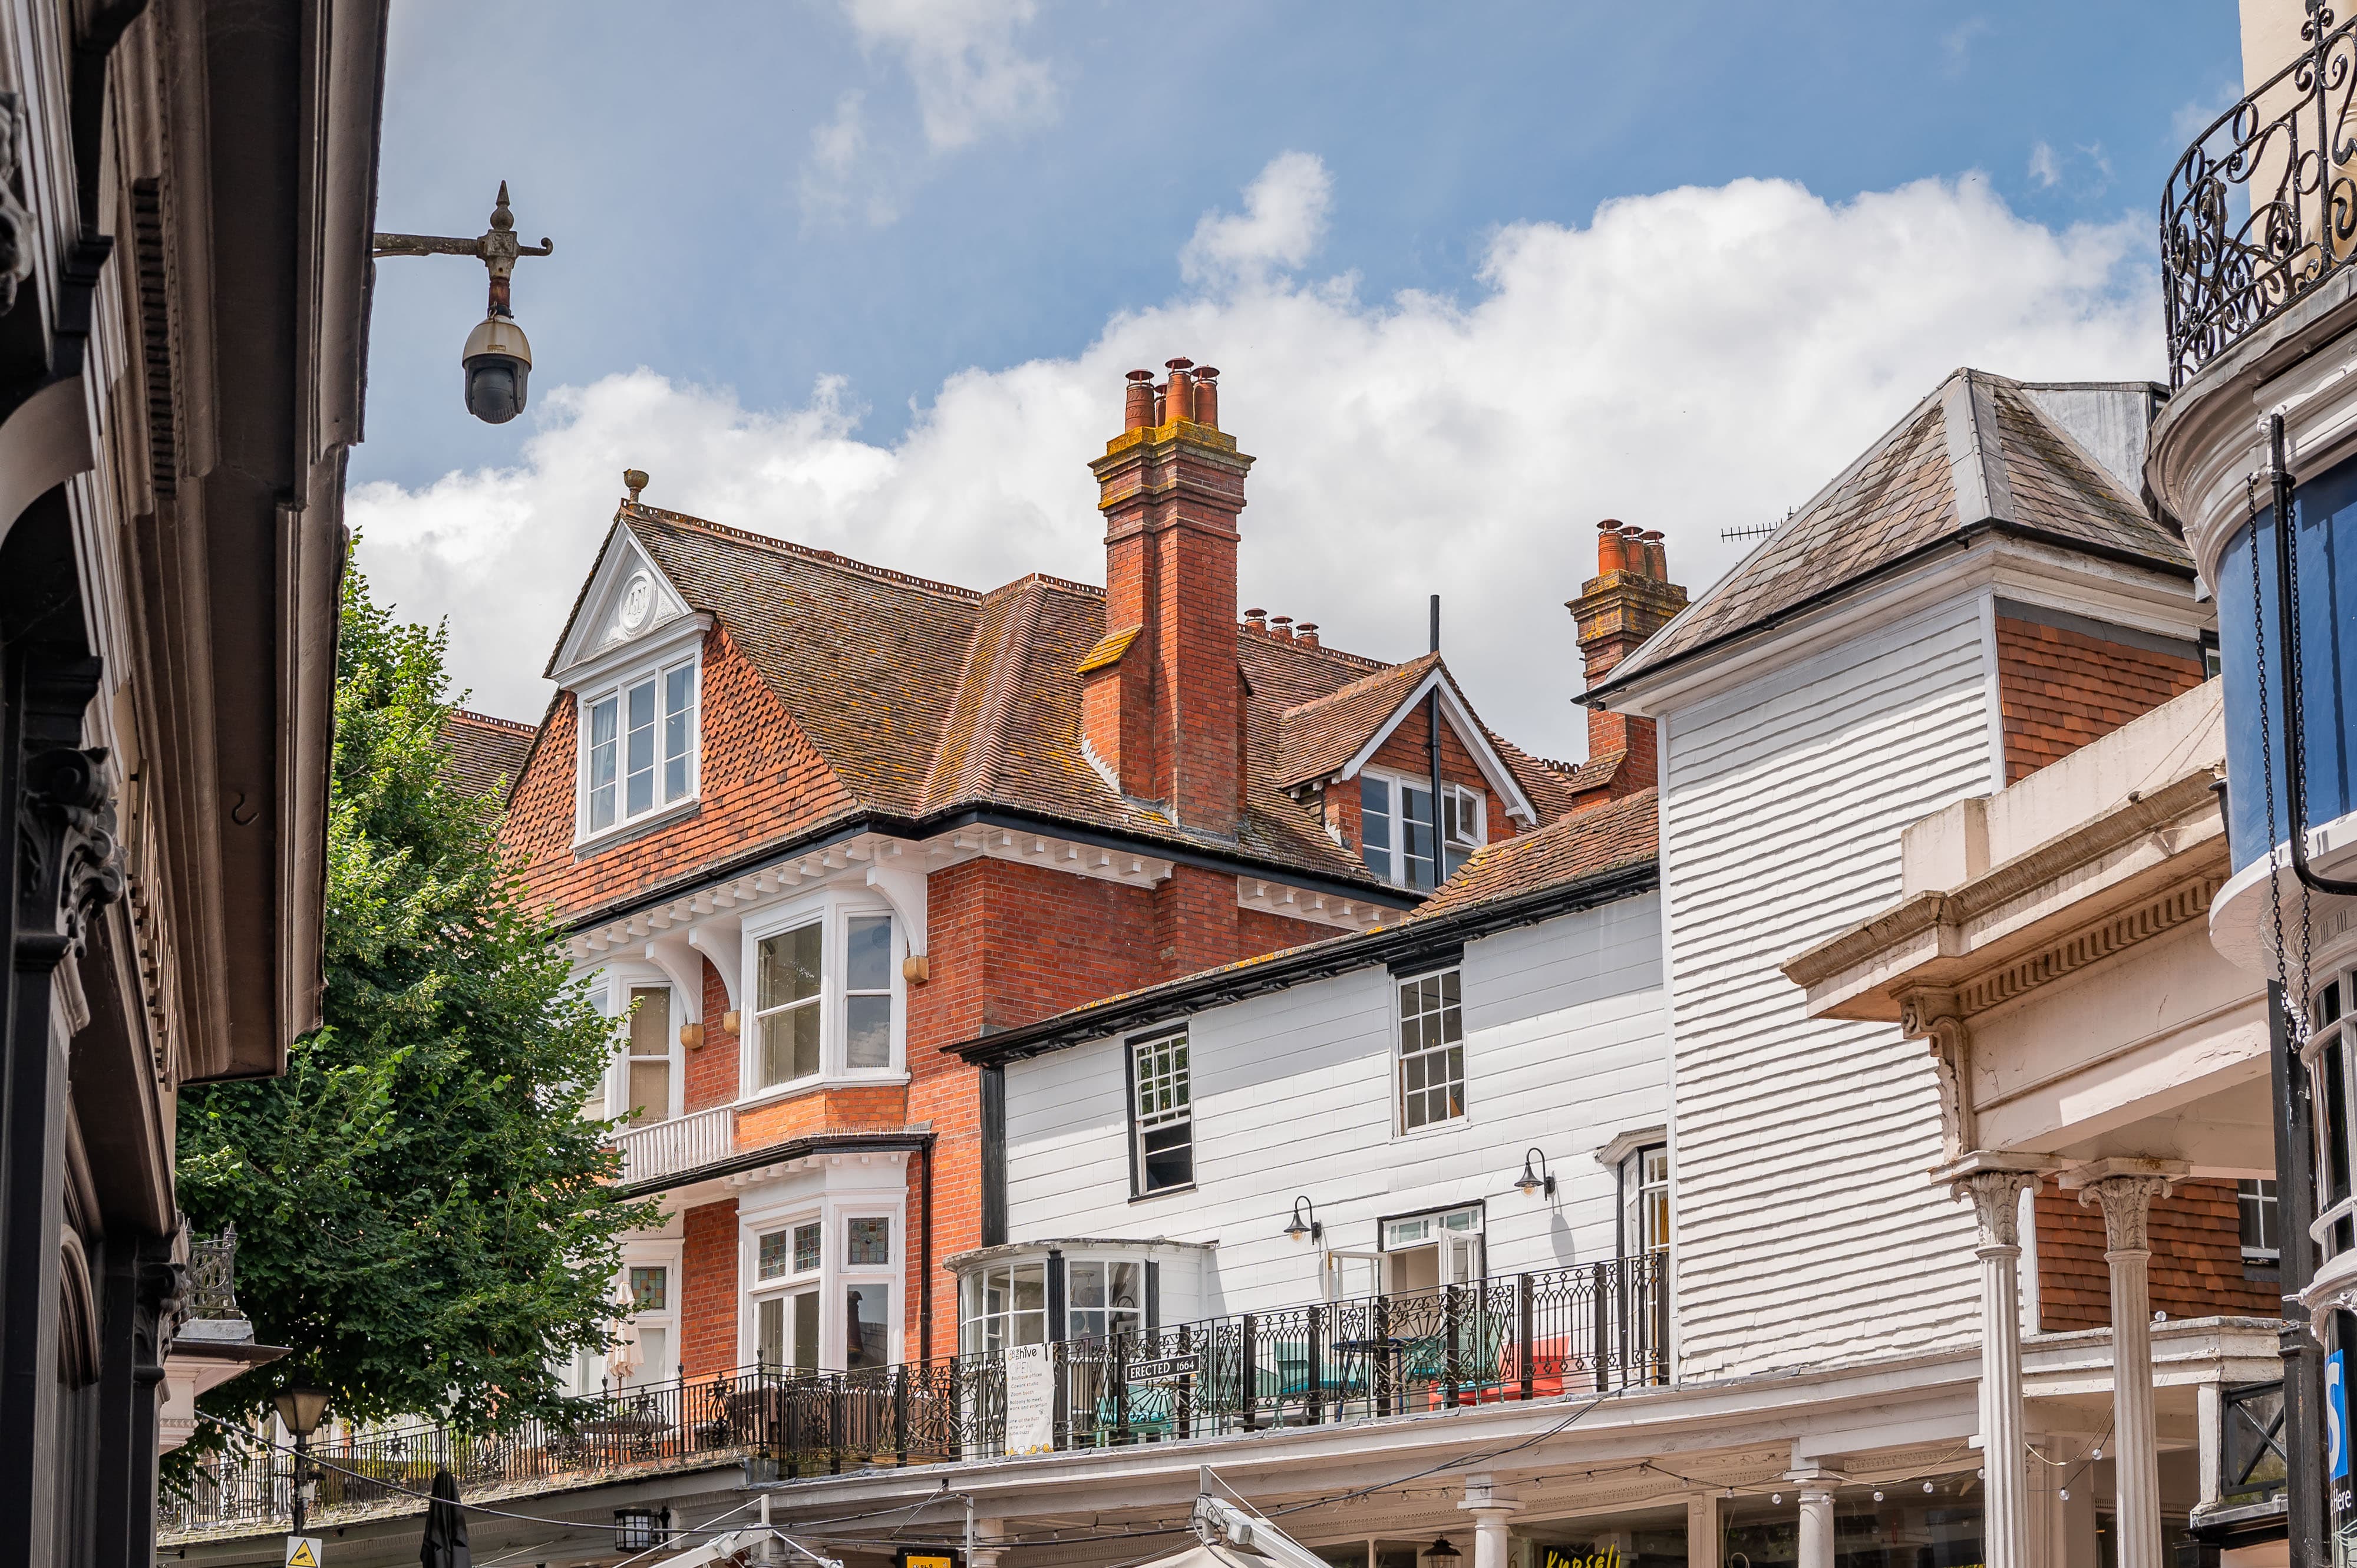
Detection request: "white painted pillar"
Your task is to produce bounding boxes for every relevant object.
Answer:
[1957,1168,2039,1568]
[1796,1483,1837,1568]
[2072,1164,2181,1568]
[1684,1493,1721,1568]
[1458,1474,1521,1568]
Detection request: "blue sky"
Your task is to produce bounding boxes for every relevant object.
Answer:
[356,1,2242,755]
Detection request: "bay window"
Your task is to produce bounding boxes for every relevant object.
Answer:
[752,1218,822,1374]
[580,656,698,837]
[961,1262,1047,1355]
[842,1215,894,1372]
[1359,772,1483,889]
[744,900,903,1095]
[1067,1260,1144,1343]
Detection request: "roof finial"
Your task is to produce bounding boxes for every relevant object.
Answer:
[623,468,649,503]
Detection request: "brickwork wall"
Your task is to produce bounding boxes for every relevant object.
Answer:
[504,626,859,920]
[2034,1178,2275,1332]
[1995,618,2206,785]
[685,957,736,1113]
[680,1199,740,1376]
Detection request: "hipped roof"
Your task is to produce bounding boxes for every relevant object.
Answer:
[1593,369,2192,696]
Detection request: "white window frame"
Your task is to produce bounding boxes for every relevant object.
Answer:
[959,1257,1050,1356]
[1358,768,1485,889]
[1619,1144,1670,1258]
[738,1187,906,1374]
[597,965,682,1124]
[1127,1028,1194,1197]
[614,1240,683,1390]
[1062,1254,1150,1345]
[738,891,909,1102]
[574,649,702,843]
[2239,1177,2281,1263]
[1394,966,1467,1135]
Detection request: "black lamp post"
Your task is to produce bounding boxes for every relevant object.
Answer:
[272,1385,331,1536]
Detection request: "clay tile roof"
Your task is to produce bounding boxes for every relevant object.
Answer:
[438,709,538,803]
[554,506,1521,896]
[1274,653,1442,789]
[1404,789,1658,923]
[1597,370,2188,694]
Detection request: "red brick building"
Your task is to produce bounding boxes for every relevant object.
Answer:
[465,367,1676,1385]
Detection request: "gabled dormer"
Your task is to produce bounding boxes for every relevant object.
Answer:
[545,521,714,844]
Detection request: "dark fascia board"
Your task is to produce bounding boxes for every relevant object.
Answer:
[616,1128,936,1201]
[953,858,1659,1068]
[1579,520,2197,711]
[559,803,1417,937]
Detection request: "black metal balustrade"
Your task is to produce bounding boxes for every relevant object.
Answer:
[2163,4,2357,385]
[182,1226,243,1320]
[160,1252,1667,1537]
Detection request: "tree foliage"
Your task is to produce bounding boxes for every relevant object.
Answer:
[176,562,653,1440]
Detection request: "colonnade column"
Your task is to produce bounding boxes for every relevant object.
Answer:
[2064,1158,2184,1568]
[1458,1474,1521,1568]
[1953,1163,2041,1568]
[1786,1469,1843,1568]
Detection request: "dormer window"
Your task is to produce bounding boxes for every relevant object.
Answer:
[580,655,698,836]
[1359,771,1483,889]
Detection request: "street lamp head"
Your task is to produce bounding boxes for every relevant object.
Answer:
[461,312,533,425]
[1424,1539,1461,1566]
[272,1385,332,1440]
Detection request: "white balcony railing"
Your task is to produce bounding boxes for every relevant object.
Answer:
[611,1104,733,1186]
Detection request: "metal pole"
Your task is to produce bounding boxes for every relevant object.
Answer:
[291,1431,308,1538]
[2272,982,2330,1566]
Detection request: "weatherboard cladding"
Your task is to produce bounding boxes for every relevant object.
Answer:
[1663,599,1992,1379]
[508,505,1562,926]
[1597,371,2191,694]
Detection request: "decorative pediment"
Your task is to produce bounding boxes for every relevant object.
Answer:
[547,524,697,686]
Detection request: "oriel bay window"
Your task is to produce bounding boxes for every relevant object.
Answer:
[581,656,698,836]
[744,899,903,1095]
[957,1250,1161,1352]
[843,1216,894,1371]
[961,1260,1047,1354]
[752,1219,822,1374]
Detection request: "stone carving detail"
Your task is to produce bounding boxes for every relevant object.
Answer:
[1955,877,2221,1017]
[0,93,31,316]
[1899,989,1975,1161]
[2080,1173,2176,1255]
[20,747,126,959]
[1953,1168,2038,1251]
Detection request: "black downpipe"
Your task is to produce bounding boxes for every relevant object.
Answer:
[2269,413,2357,896]
[2271,982,2330,1566]
[1428,596,1445,890]
[917,1140,933,1364]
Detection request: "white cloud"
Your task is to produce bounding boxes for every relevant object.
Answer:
[799,0,1057,223]
[1940,16,1990,74]
[355,160,2159,761]
[1181,151,1334,286]
[843,0,1055,151]
[2028,141,2060,189]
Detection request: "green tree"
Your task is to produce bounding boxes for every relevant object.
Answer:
[175,561,653,1441]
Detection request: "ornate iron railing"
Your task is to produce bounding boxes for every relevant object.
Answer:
[160,1252,1668,1537]
[182,1226,241,1319]
[2163,2,2357,385]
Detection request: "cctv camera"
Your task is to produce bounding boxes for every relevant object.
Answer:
[461,313,533,425]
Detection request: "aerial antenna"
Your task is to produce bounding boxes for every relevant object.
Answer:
[1721,506,1793,544]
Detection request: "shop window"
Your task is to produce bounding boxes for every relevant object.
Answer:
[1128,1029,1193,1194]
[1397,969,1465,1131]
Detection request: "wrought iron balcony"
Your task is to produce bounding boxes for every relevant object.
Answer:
[158,1251,1668,1540]
[181,1226,243,1320]
[2162,4,2357,385]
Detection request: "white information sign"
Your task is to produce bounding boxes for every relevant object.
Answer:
[1004,1342,1056,1455]
[285,1539,323,1568]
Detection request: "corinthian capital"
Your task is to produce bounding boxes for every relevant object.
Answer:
[2062,1158,2189,1254]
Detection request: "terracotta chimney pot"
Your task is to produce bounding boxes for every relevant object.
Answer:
[1193,366,1220,429]
[1295,622,1319,648]
[1639,529,1667,578]
[1164,357,1196,423]
[1244,607,1268,632]
[1270,615,1295,642]
[1123,370,1156,432]
[1596,519,1627,575]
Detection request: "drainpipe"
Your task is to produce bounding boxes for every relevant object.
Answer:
[918,1141,934,1362]
[1428,597,1445,889]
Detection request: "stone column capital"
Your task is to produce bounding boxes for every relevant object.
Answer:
[1947,1163,2042,1251]
[2061,1160,2190,1256]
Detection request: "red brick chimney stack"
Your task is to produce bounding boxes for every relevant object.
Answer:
[1569,518,1686,788]
[1082,359,1254,829]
